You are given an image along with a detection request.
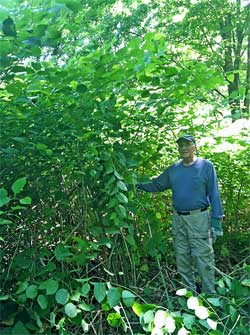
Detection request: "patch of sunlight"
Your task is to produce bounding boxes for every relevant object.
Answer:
[111,0,131,16]
[173,7,188,23]
[231,0,250,6]
[216,118,250,137]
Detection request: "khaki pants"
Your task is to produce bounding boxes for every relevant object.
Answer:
[172,209,216,294]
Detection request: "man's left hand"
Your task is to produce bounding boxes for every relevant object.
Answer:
[211,218,223,243]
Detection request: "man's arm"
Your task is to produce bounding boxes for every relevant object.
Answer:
[137,168,171,192]
[207,163,223,237]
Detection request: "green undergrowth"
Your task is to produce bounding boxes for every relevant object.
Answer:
[0,259,249,335]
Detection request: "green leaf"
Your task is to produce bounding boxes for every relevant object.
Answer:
[107,287,121,308]
[107,312,122,327]
[183,313,196,330]
[122,290,135,307]
[12,321,30,335]
[19,196,32,205]
[26,285,38,299]
[37,294,48,310]
[117,193,128,204]
[11,177,27,195]
[81,283,90,297]
[0,219,14,225]
[132,302,155,317]
[93,283,106,303]
[77,84,87,93]
[0,295,9,301]
[143,310,154,324]
[81,319,90,333]
[114,170,123,180]
[55,244,73,261]
[65,303,79,318]
[241,279,250,287]
[16,281,29,294]
[0,188,8,198]
[0,188,10,207]
[117,204,126,218]
[207,297,221,307]
[117,181,127,191]
[79,302,95,311]
[39,279,59,295]
[55,289,70,305]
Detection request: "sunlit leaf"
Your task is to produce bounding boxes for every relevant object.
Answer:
[194,306,209,320]
[11,177,27,195]
[65,303,79,318]
[55,289,70,305]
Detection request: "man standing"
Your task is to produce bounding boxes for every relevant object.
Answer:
[137,135,223,294]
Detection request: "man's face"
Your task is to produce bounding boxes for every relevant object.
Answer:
[177,140,196,159]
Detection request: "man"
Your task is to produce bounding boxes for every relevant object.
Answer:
[137,135,223,294]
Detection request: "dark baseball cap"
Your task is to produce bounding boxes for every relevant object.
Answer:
[176,135,196,144]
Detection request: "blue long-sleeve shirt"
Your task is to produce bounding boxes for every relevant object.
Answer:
[138,158,223,218]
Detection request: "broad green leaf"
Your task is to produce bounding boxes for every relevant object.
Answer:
[12,321,30,335]
[55,244,73,261]
[0,196,10,207]
[16,281,28,294]
[79,302,94,311]
[0,188,10,207]
[19,196,32,205]
[39,279,59,295]
[241,279,250,287]
[122,290,135,307]
[114,170,123,180]
[37,294,48,310]
[107,287,121,308]
[183,313,195,330]
[117,181,127,191]
[93,283,106,303]
[207,297,221,307]
[11,177,26,195]
[65,303,79,318]
[26,285,38,299]
[132,302,155,317]
[143,310,154,324]
[55,289,70,305]
[81,283,90,297]
[0,219,14,225]
[117,204,126,218]
[117,193,128,204]
[0,188,8,198]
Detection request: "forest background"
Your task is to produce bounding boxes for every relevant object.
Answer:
[0,0,250,334]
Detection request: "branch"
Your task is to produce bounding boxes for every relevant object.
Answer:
[213,88,227,99]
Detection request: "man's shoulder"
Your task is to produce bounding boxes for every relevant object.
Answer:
[197,157,213,165]
[169,160,182,168]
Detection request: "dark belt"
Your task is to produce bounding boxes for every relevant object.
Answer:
[176,207,209,216]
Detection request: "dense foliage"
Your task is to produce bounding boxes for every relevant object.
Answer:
[0,0,249,334]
